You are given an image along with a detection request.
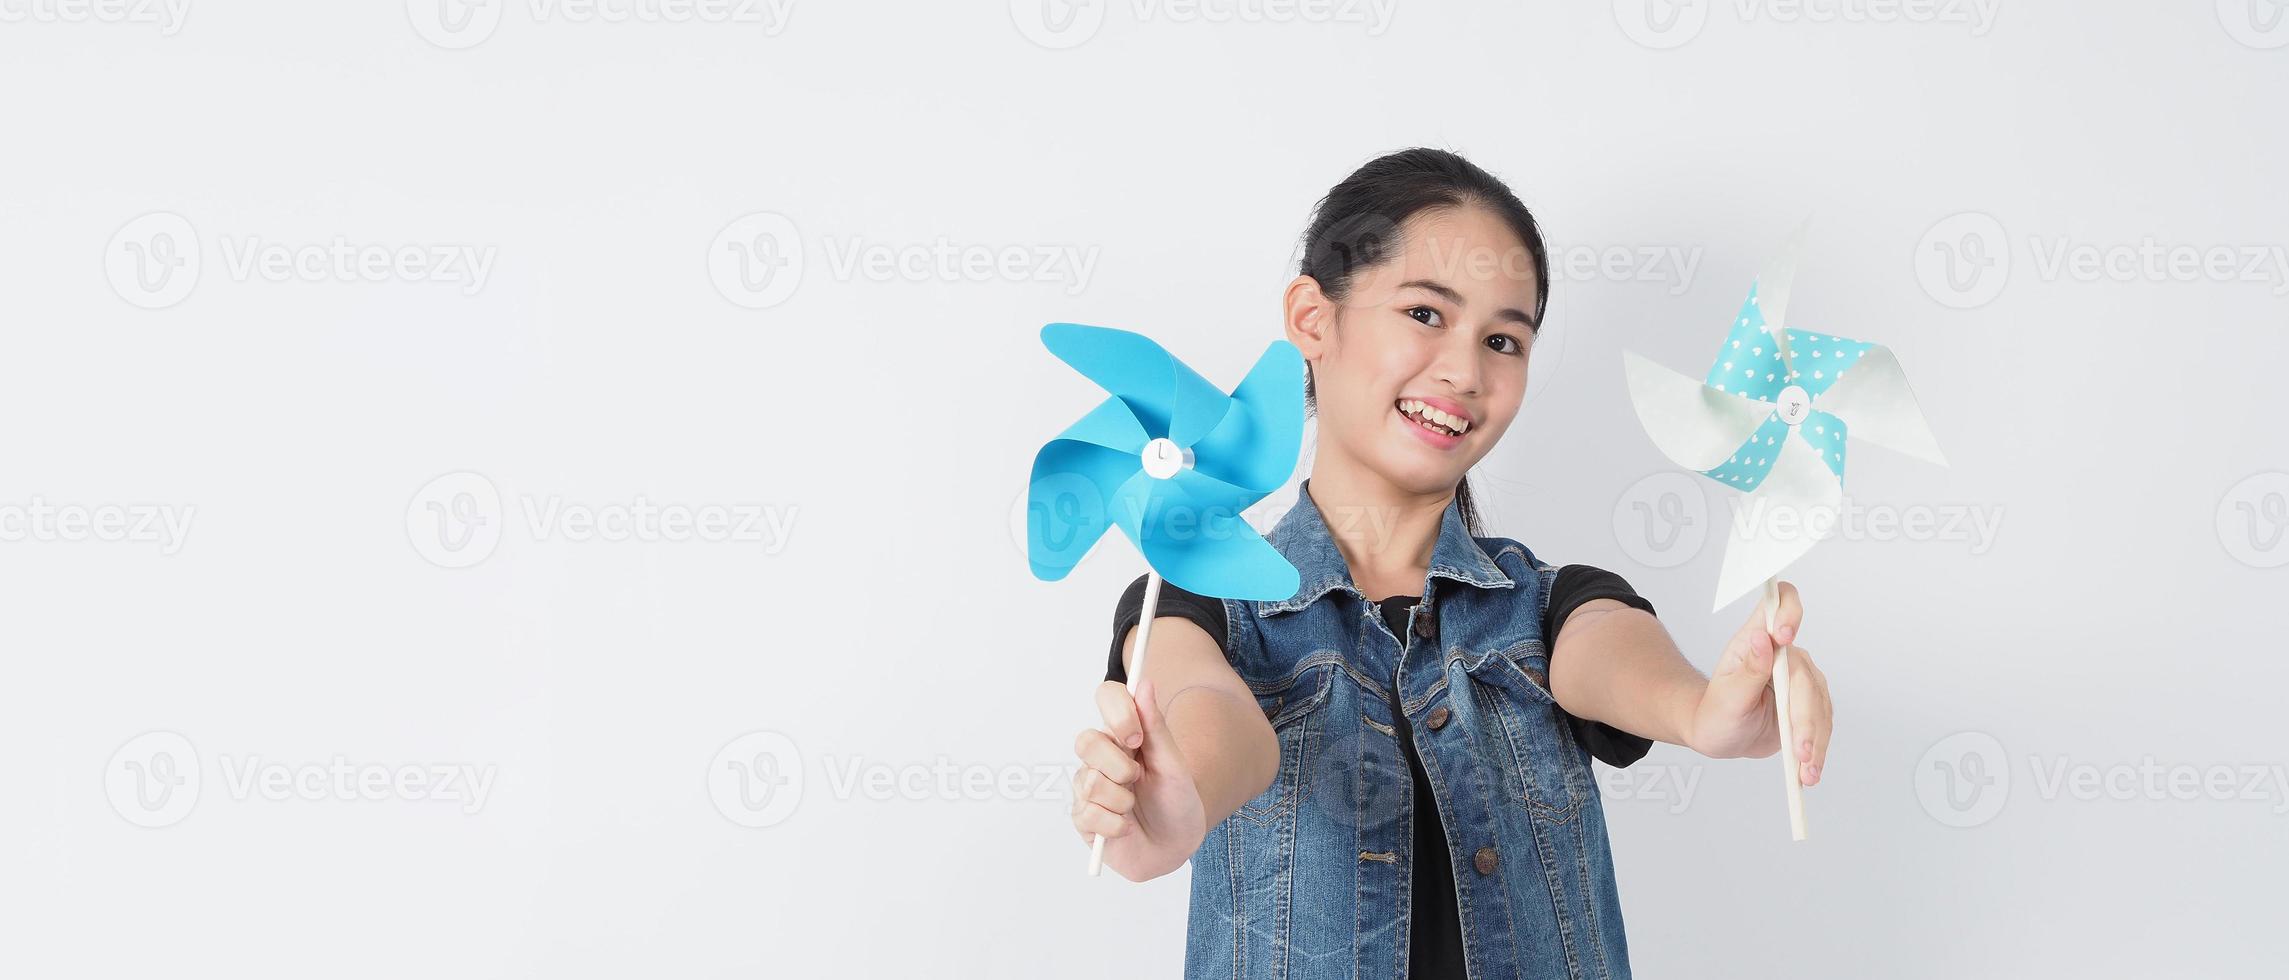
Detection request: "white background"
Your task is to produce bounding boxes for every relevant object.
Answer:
[3,1,2286,977]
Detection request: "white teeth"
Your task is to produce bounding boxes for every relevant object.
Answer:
[1398,400,1468,436]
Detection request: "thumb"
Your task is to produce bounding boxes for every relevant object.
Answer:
[1132,678,1184,769]
[1708,623,1777,708]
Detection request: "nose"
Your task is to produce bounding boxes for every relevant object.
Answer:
[1430,329,1483,396]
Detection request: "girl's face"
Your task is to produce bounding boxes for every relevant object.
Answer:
[1285,205,1541,498]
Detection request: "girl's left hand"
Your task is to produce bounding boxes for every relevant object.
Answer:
[1684,581,1832,786]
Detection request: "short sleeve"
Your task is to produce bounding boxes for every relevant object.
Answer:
[1105,575,1230,685]
[1545,564,1659,769]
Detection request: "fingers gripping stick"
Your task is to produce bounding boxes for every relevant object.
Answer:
[1089,572,1163,876]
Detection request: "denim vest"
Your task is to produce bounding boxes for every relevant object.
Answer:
[1184,484,1632,980]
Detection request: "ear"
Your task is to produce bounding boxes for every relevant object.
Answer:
[1282,275,1336,360]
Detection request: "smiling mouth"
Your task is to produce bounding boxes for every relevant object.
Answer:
[1396,399,1469,438]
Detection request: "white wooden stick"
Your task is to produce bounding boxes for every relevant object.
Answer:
[1764,578,1808,841]
[1090,571,1163,876]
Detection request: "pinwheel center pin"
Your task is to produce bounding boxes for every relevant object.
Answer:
[1140,438,1192,480]
[1774,385,1812,426]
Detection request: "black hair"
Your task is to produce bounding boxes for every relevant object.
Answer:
[1295,147,1552,536]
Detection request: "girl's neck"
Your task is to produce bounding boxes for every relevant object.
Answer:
[1305,449,1455,601]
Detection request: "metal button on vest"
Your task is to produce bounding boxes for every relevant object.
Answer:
[1425,706,1451,731]
[1473,846,1499,876]
[1413,606,1437,642]
[1523,665,1547,689]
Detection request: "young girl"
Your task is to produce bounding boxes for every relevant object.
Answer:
[1065,148,1835,980]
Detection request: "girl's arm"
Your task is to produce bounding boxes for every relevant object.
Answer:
[1069,617,1280,881]
[1546,599,1706,749]
[1547,582,1833,785]
[1116,619,1281,824]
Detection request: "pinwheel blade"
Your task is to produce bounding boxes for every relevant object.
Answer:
[1109,468,1298,601]
[1042,323,1232,446]
[1808,343,1948,467]
[1188,340,1305,495]
[1756,218,1810,380]
[1624,351,1780,471]
[1711,434,1843,611]
[1051,396,1150,455]
[1025,440,1134,582]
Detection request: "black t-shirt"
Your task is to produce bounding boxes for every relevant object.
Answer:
[1104,565,1657,980]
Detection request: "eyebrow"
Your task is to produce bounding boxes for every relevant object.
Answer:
[1396,279,1540,332]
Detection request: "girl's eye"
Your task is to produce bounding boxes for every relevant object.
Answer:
[1485,334,1524,355]
[1406,305,1443,328]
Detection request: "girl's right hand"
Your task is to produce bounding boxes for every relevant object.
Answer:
[1069,677,1209,881]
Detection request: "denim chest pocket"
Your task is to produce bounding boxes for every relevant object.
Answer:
[1235,662,1336,825]
[1462,643,1589,820]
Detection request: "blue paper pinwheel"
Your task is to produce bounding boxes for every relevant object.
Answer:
[1024,322,1304,875]
[1026,323,1305,602]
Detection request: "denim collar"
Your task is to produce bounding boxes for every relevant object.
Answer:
[1255,480,1513,616]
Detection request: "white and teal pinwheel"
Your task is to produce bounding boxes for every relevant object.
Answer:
[1622,229,1947,840]
[1623,235,1948,612]
[1024,322,1305,876]
[1025,323,1305,601]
